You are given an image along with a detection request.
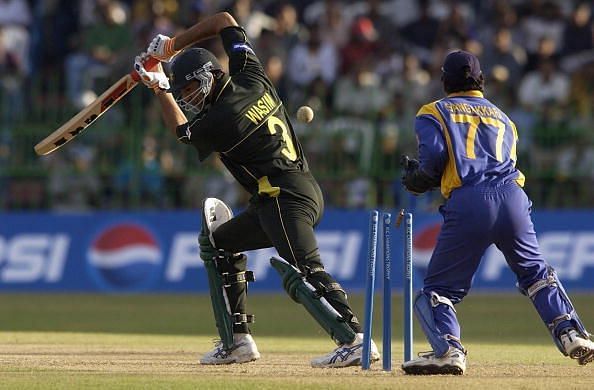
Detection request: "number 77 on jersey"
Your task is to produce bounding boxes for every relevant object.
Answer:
[34,57,160,156]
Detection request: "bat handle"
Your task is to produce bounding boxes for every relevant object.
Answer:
[130,56,160,82]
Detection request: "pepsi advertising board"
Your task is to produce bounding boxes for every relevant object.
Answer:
[1,210,594,292]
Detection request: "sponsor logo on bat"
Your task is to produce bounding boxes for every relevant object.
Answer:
[53,114,98,147]
[101,81,130,111]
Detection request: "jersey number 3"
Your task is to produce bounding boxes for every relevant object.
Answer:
[267,116,297,161]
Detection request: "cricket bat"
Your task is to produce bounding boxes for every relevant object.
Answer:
[34,56,160,156]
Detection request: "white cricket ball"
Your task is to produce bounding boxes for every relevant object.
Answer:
[297,105,314,123]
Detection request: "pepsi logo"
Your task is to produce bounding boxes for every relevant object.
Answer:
[88,223,162,291]
[412,222,441,268]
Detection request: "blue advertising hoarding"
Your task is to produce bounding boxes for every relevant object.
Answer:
[0,210,593,292]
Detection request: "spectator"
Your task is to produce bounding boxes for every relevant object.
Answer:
[484,65,514,112]
[271,1,301,52]
[287,22,338,106]
[303,0,354,28]
[568,62,594,121]
[521,0,564,54]
[29,0,80,94]
[112,134,164,208]
[48,147,101,212]
[340,16,379,74]
[317,0,351,48]
[65,0,133,108]
[333,60,391,118]
[253,2,301,77]
[0,0,31,143]
[387,52,432,111]
[227,0,275,40]
[525,36,560,73]
[263,54,289,103]
[482,28,527,86]
[142,1,177,40]
[436,1,472,49]
[518,58,570,110]
[475,0,522,47]
[301,73,334,120]
[562,2,593,56]
[365,0,398,44]
[527,101,578,207]
[400,0,439,59]
[0,0,31,73]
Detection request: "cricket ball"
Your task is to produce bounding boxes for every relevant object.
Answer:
[297,105,314,123]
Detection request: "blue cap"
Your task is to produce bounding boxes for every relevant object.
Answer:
[441,50,482,83]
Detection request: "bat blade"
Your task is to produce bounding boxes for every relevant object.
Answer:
[34,75,137,156]
[34,56,159,156]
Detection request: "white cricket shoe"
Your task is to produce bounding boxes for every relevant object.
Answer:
[200,333,260,365]
[311,333,380,368]
[560,329,594,365]
[402,347,466,375]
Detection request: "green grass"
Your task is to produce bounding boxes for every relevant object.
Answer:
[0,293,593,389]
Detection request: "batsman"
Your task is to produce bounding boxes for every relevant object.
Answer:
[400,50,594,375]
[134,12,379,367]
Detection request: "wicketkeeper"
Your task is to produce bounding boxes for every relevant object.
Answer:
[134,12,379,367]
[400,50,594,375]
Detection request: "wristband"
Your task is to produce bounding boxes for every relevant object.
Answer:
[165,37,180,57]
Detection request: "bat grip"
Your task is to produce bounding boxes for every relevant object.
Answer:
[130,56,160,81]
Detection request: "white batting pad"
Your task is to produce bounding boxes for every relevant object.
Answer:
[203,198,234,246]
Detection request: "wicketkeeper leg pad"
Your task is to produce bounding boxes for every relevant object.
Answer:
[519,266,590,355]
[270,256,356,345]
[414,290,464,358]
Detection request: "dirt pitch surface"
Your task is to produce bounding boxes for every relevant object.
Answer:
[1,332,593,389]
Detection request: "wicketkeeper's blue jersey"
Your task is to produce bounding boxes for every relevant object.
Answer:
[415,91,525,198]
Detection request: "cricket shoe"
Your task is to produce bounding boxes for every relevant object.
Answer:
[200,333,260,365]
[401,347,466,375]
[311,333,380,368]
[560,329,594,365]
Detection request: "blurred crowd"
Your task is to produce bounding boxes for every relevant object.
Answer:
[0,0,593,211]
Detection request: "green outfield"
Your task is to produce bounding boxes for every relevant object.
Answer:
[0,293,593,389]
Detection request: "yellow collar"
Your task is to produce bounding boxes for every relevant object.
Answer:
[447,91,484,98]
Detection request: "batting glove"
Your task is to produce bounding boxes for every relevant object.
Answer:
[147,34,180,63]
[134,54,170,92]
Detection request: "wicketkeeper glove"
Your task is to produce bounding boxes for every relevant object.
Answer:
[198,231,218,261]
[147,34,180,63]
[400,155,440,195]
[134,53,170,93]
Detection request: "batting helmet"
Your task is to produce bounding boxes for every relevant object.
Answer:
[169,48,223,115]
